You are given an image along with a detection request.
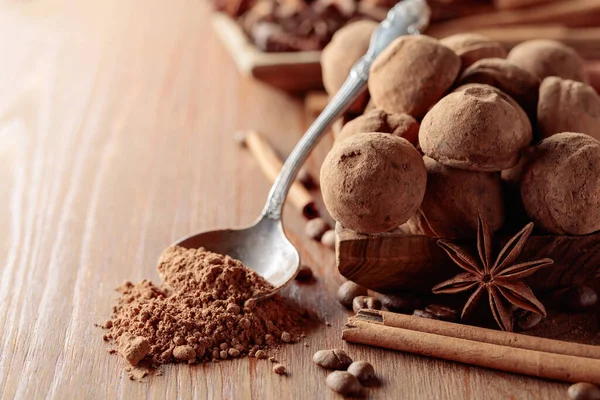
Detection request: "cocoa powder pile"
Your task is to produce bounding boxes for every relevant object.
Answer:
[101,246,312,378]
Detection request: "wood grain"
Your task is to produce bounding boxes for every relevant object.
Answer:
[337,224,600,294]
[0,0,577,398]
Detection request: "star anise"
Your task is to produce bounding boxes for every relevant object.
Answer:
[432,216,554,332]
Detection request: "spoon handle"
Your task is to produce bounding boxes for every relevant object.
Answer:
[261,0,431,220]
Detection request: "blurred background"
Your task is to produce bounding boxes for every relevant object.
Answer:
[209,0,600,92]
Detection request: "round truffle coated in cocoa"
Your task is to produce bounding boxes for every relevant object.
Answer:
[521,132,600,235]
[407,157,505,238]
[320,133,427,234]
[457,58,540,116]
[455,83,533,149]
[507,39,587,82]
[321,20,377,109]
[420,84,530,171]
[369,35,461,118]
[441,33,507,70]
[337,109,420,145]
[538,77,600,141]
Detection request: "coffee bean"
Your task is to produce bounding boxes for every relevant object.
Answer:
[352,296,382,314]
[376,292,422,312]
[515,309,543,331]
[413,309,439,320]
[295,265,314,281]
[321,229,336,250]
[425,304,459,322]
[337,281,368,308]
[313,348,353,370]
[347,360,375,383]
[568,382,600,400]
[305,218,330,241]
[326,371,363,397]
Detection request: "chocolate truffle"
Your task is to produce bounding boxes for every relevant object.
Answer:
[320,133,427,234]
[420,84,530,171]
[407,156,505,238]
[538,77,600,141]
[321,20,378,111]
[454,83,532,147]
[369,35,461,118]
[441,33,507,70]
[457,58,540,117]
[337,109,419,145]
[507,39,587,82]
[521,132,600,235]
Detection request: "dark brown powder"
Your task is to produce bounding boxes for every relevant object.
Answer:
[101,246,312,377]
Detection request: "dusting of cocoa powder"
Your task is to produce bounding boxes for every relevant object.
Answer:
[101,246,313,378]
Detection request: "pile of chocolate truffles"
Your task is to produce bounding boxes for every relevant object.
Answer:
[320,26,600,238]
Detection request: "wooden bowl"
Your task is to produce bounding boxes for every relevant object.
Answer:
[336,223,600,294]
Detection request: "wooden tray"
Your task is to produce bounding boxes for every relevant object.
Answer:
[211,13,323,92]
[336,223,600,294]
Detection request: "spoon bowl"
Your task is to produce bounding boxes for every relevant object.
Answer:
[174,216,300,298]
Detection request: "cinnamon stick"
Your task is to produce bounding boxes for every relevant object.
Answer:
[353,309,600,359]
[343,319,600,384]
[243,130,318,219]
[427,0,600,38]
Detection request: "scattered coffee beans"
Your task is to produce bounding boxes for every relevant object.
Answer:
[295,265,314,281]
[568,382,600,400]
[337,281,368,308]
[425,304,459,322]
[305,218,330,241]
[347,361,375,384]
[326,371,363,397]
[413,309,439,320]
[320,229,336,250]
[313,349,353,370]
[352,296,382,314]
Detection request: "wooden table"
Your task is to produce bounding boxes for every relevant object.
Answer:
[0,0,571,398]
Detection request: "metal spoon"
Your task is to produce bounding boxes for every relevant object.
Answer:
[173,0,431,299]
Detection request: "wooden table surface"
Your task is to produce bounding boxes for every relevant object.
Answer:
[0,0,573,399]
